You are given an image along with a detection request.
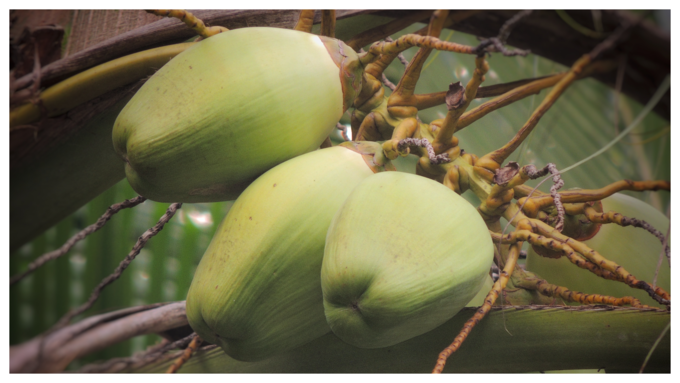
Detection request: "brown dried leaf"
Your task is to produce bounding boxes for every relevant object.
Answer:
[493,161,519,186]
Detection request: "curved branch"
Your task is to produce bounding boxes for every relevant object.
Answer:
[10,301,188,373]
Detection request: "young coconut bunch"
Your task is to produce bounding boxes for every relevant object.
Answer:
[131,9,671,372]
[181,10,514,362]
[8,10,669,374]
[7,9,562,372]
[352,13,671,373]
[176,9,557,369]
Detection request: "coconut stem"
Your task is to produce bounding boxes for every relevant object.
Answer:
[384,10,449,120]
[514,271,654,309]
[396,138,451,165]
[494,209,671,307]
[433,241,522,373]
[583,206,670,263]
[475,55,592,174]
[294,10,316,32]
[149,10,229,37]
[321,10,336,38]
[530,218,671,305]
[432,56,489,154]
[523,163,565,232]
[166,334,202,373]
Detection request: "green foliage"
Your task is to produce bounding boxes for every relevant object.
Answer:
[9,180,233,368]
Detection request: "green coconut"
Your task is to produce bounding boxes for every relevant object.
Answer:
[526,193,670,307]
[186,143,392,361]
[321,172,494,348]
[113,27,362,202]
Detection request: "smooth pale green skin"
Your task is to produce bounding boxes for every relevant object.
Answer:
[113,27,347,202]
[526,193,670,307]
[322,172,494,348]
[186,146,374,361]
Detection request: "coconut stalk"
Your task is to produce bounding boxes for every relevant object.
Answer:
[128,306,669,373]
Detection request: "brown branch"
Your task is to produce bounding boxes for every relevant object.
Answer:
[655,209,670,282]
[294,10,315,33]
[166,334,202,373]
[321,10,336,38]
[381,73,397,91]
[472,10,533,57]
[518,180,670,217]
[516,273,653,309]
[345,10,432,50]
[523,164,565,231]
[584,206,670,263]
[10,195,147,286]
[10,302,188,373]
[12,10,370,92]
[423,9,670,120]
[79,332,208,373]
[149,10,229,37]
[52,202,182,330]
[433,241,522,373]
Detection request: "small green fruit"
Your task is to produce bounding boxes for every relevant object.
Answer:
[321,172,494,348]
[526,193,670,307]
[186,143,390,361]
[113,27,362,202]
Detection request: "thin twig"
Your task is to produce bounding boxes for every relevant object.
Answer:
[381,73,397,91]
[653,205,670,289]
[397,138,451,164]
[524,164,565,231]
[51,202,182,330]
[78,340,171,373]
[79,331,198,373]
[500,175,554,256]
[498,10,533,43]
[473,10,532,57]
[166,334,202,373]
[10,196,147,286]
